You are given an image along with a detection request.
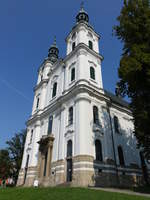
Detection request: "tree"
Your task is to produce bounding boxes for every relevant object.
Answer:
[113,1,150,160]
[6,129,26,184]
[0,149,12,179]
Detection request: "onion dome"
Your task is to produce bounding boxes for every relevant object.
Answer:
[48,37,59,63]
[76,2,89,24]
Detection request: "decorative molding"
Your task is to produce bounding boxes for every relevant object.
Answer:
[34,79,49,91]
[65,22,100,42]
[69,61,76,69]
[27,81,132,126]
[64,43,103,63]
[75,94,91,103]
[88,60,97,67]
[64,129,74,137]
[51,75,59,84]
[87,31,93,38]
[77,49,87,57]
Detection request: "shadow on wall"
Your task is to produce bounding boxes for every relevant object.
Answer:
[90,105,145,187]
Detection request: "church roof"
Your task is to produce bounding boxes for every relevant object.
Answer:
[104,90,129,109]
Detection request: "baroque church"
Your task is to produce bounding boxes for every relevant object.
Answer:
[17,5,150,187]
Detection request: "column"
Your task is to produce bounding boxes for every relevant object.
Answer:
[40,153,45,178]
[46,144,51,177]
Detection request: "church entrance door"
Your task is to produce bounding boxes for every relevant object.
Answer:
[67,159,72,182]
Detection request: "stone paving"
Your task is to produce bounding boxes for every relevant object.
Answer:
[90,187,150,198]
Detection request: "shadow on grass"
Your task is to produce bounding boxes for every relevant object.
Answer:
[132,186,150,194]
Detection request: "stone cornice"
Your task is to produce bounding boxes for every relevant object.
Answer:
[36,44,103,83]
[34,79,49,91]
[26,80,132,126]
[64,43,103,63]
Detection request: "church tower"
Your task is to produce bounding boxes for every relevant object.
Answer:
[17,4,148,187]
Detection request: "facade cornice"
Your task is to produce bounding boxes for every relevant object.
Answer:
[27,80,132,126]
[64,43,103,63]
[34,79,49,92]
[37,45,103,80]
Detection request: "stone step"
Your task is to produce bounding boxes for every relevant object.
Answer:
[57,182,72,187]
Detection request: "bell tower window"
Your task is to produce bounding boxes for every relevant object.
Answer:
[72,42,76,51]
[36,97,40,109]
[52,82,57,98]
[89,40,93,50]
[90,67,95,80]
[71,68,75,82]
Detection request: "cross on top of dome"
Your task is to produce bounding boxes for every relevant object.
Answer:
[76,2,89,24]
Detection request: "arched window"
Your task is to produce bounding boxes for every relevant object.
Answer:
[67,140,72,157]
[71,68,75,82]
[90,67,95,80]
[48,116,53,134]
[89,40,93,50]
[68,107,73,125]
[52,82,57,98]
[36,97,40,109]
[93,106,99,125]
[118,146,125,166]
[72,42,76,51]
[95,140,103,161]
[114,116,119,133]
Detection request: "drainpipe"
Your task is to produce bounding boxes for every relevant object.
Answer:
[107,102,119,186]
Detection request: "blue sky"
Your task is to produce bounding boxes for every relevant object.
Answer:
[0,0,123,148]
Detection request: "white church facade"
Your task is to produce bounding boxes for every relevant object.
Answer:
[17,5,150,187]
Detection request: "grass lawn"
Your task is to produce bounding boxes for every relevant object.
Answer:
[0,187,149,200]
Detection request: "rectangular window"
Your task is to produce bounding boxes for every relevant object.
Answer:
[89,40,93,50]
[36,97,40,109]
[47,116,53,135]
[52,82,57,98]
[114,116,120,133]
[71,68,75,82]
[90,67,95,80]
[72,42,76,51]
[68,107,73,125]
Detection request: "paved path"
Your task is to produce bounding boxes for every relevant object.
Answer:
[90,187,150,198]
